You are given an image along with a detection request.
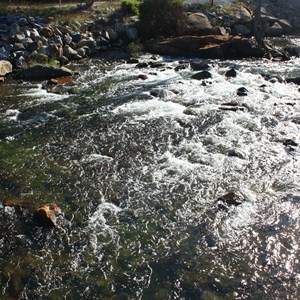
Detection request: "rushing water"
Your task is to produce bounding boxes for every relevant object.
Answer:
[1,53,300,299]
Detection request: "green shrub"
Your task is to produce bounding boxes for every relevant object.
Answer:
[139,0,185,39]
[121,0,141,15]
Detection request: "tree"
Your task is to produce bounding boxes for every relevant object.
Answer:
[139,0,185,39]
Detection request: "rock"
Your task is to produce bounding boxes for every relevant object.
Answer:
[0,24,8,33]
[150,88,172,98]
[234,24,251,36]
[127,58,139,64]
[265,22,283,37]
[53,27,63,37]
[54,35,63,46]
[20,37,34,48]
[138,74,148,80]
[136,62,148,68]
[49,43,63,59]
[63,45,81,60]
[184,13,213,35]
[227,149,244,159]
[14,65,73,81]
[15,56,27,68]
[225,68,237,78]
[56,25,72,35]
[63,33,73,45]
[77,38,96,48]
[0,76,4,83]
[27,41,43,52]
[286,77,300,85]
[237,87,248,96]
[71,32,81,43]
[38,45,50,57]
[146,35,265,59]
[3,42,13,53]
[48,76,72,85]
[278,19,292,33]
[39,26,53,38]
[0,60,13,76]
[217,191,244,210]
[285,46,300,58]
[0,47,10,60]
[59,56,69,66]
[13,43,25,51]
[175,64,188,71]
[283,139,298,147]
[30,28,40,40]
[232,7,252,24]
[35,203,59,227]
[76,47,87,58]
[149,61,165,68]
[29,52,49,65]
[190,61,210,71]
[191,70,212,80]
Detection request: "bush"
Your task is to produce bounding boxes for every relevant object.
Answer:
[139,0,185,39]
[121,0,140,15]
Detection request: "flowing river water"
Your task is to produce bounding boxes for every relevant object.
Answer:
[1,50,300,299]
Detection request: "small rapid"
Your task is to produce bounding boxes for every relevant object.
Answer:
[1,54,300,299]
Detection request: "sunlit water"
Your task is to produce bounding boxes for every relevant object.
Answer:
[1,53,300,299]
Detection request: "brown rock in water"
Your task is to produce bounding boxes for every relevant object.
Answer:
[35,204,59,227]
[49,76,72,85]
[0,76,4,83]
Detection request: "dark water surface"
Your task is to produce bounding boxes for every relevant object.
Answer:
[1,55,300,299]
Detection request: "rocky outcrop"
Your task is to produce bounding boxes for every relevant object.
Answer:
[146,35,265,59]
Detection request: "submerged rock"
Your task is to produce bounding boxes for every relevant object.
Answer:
[237,87,248,96]
[35,203,59,227]
[225,68,237,78]
[191,70,212,80]
[217,191,244,210]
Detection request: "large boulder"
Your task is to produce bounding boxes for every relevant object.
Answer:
[0,60,13,76]
[13,65,73,81]
[146,35,265,59]
[184,13,213,35]
[232,7,252,24]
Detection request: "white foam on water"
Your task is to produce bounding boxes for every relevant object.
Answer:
[4,109,20,122]
[82,154,113,164]
[112,99,189,120]
[88,201,122,253]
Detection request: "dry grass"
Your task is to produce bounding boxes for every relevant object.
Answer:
[0,1,122,23]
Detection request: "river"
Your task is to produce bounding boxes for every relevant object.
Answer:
[1,52,300,299]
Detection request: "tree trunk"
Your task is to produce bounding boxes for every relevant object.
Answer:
[253,0,265,48]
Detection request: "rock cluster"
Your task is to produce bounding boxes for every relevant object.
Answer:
[0,14,138,70]
[186,6,293,37]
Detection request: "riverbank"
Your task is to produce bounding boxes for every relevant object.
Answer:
[1,0,300,83]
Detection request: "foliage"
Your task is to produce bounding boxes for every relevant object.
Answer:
[121,0,140,15]
[139,0,185,39]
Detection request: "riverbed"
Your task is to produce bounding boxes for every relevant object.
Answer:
[1,53,300,299]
